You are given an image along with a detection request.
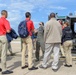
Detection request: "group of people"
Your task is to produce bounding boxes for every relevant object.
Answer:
[0,10,73,74]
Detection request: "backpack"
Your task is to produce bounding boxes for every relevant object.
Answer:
[18,20,29,38]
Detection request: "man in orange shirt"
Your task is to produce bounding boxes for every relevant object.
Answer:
[0,10,13,74]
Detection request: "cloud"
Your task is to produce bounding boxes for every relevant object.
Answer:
[6,0,67,28]
[0,0,70,32]
[0,4,7,7]
[8,1,35,12]
[50,6,67,10]
[8,10,21,22]
[6,1,36,24]
[32,19,39,28]
[6,0,50,26]
[34,21,39,28]
[7,10,22,30]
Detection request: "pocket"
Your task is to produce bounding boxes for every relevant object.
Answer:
[26,36,32,44]
[2,36,7,44]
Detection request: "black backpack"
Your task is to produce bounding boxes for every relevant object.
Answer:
[18,20,29,38]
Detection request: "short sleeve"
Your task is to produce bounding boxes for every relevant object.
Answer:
[4,20,11,30]
[31,21,34,30]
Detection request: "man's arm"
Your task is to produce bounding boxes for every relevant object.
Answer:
[44,22,49,42]
[31,21,35,32]
[60,25,62,37]
[58,22,62,37]
[4,20,11,33]
[7,30,10,33]
[61,29,65,44]
[34,29,38,34]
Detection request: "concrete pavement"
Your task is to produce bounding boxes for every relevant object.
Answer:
[0,38,76,75]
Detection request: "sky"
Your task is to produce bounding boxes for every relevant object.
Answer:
[0,0,76,33]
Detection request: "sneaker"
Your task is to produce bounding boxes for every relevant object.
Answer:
[60,56,65,58]
[69,65,72,67]
[39,65,47,69]
[21,65,28,69]
[28,66,38,70]
[52,68,58,71]
[64,64,72,67]
[52,66,58,70]
[2,70,13,74]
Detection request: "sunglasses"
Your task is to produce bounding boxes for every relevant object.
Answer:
[39,24,42,25]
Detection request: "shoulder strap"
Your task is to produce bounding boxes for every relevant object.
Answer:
[25,20,30,27]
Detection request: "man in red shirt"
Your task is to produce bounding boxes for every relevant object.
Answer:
[21,12,38,70]
[0,10,13,74]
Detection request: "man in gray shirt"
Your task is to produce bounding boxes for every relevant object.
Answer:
[35,22,45,62]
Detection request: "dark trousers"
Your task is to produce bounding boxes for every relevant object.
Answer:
[35,41,45,60]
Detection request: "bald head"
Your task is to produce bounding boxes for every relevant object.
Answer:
[50,13,55,19]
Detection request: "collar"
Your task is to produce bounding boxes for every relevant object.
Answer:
[51,18,56,20]
[26,18,30,20]
[1,17,6,19]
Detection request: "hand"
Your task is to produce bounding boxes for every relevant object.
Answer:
[34,29,38,33]
[7,28,11,33]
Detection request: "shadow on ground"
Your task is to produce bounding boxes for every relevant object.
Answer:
[7,61,21,70]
